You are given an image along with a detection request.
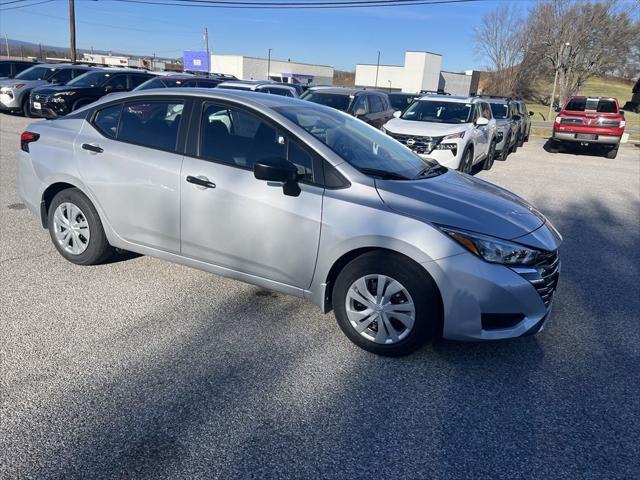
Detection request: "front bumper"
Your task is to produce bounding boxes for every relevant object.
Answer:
[424,251,559,341]
[552,131,621,145]
[30,96,70,118]
[418,144,462,169]
[0,91,21,110]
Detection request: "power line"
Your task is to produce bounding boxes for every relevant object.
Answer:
[0,0,54,10]
[108,0,482,10]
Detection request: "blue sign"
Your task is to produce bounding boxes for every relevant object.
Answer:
[183,51,209,72]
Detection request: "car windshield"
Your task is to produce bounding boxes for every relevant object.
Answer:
[490,103,510,119]
[67,71,112,87]
[300,92,352,112]
[274,105,438,180]
[14,66,57,81]
[389,94,416,111]
[565,98,617,113]
[401,100,473,124]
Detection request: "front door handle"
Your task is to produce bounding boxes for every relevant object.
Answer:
[82,143,103,153]
[186,175,216,189]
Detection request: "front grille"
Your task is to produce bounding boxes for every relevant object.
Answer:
[515,250,560,307]
[560,118,583,125]
[386,131,443,155]
[31,93,51,103]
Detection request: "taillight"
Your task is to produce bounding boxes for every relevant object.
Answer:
[554,116,562,124]
[20,131,40,152]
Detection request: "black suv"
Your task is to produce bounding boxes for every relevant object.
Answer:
[512,99,534,145]
[30,68,154,118]
[300,87,395,128]
[134,74,226,91]
[0,60,40,80]
[388,92,421,112]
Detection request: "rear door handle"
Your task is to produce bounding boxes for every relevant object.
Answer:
[186,175,216,189]
[82,143,103,153]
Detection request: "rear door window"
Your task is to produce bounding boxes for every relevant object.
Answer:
[128,74,151,89]
[369,95,384,113]
[105,75,127,91]
[117,100,185,152]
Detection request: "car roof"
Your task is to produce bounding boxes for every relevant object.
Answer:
[566,95,617,101]
[94,87,306,109]
[306,87,383,96]
[416,95,478,103]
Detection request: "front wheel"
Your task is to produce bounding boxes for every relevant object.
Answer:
[483,139,497,170]
[605,146,619,159]
[332,251,441,356]
[48,188,114,265]
[22,98,34,118]
[457,147,473,173]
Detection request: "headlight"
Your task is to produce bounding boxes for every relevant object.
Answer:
[55,91,77,97]
[443,131,465,141]
[439,226,543,266]
[12,83,26,89]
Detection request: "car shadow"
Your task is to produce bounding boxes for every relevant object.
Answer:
[542,138,614,158]
[7,196,639,479]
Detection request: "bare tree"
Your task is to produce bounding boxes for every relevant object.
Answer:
[523,0,639,105]
[473,5,526,96]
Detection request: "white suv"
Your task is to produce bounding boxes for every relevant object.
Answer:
[382,96,498,173]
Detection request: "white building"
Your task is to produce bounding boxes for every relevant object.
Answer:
[210,54,334,85]
[355,51,479,96]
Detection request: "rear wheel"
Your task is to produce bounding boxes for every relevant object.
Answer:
[483,138,497,170]
[48,188,114,265]
[518,131,525,147]
[332,251,441,356]
[499,135,510,161]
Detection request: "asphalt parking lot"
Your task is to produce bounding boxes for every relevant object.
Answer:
[1,112,639,479]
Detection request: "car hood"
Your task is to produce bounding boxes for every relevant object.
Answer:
[384,118,468,137]
[376,170,546,242]
[32,84,84,95]
[0,79,46,89]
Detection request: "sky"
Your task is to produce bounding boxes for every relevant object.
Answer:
[0,0,544,72]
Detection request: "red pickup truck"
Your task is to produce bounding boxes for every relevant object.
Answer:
[551,96,626,158]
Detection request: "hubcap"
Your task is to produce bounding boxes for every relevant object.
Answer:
[345,275,416,344]
[52,202,90,255]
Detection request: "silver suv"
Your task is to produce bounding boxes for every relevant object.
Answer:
[17,90,561,356]
[382,95,498,173]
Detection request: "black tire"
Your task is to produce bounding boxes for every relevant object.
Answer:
[22,97,34,118]
[458,147,473,173]
[517,131,525,147]
[332,251,442,356]
[47,188,114,265]
[483,138,497,170]
[511,135,519,153]
[499,135,510,161]
[605,146,618,159]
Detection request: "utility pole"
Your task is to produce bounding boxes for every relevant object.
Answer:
[203,27,210,73]
[549,42,570,119]
[375,50,380,88]
[267,48,272,81]
[4,34,9,58]
[388,80,392,92]
[69,0,77,62]
[39,43,43,61]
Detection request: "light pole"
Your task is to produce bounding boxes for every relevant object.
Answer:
[69,0,76,62]
[267,48,272,81]
[374,50,380,88]
[549,42,570,119]
[388,80,392,92]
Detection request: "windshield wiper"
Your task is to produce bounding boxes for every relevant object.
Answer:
[415,164,447,178]
[359,168,410,180]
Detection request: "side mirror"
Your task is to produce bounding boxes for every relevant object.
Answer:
[354,107,367,117]
[475,116,489,126]
[254,157,301,197]
[105,85,113,93]
[529,111,534,116]
[393,110,402,118]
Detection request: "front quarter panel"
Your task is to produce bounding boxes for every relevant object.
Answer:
[308,181,466,308]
